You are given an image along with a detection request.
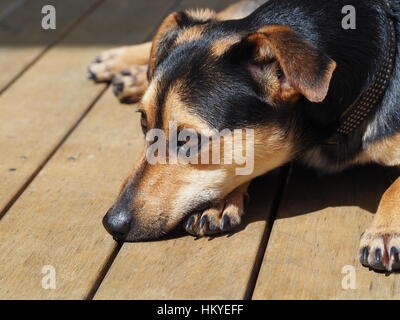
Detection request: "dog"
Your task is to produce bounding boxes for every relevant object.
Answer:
[88,0,400,272]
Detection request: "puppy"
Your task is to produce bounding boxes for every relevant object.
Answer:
[88,0,400,272]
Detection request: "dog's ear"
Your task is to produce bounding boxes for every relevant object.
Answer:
[148,9,216,79]
[241,25,336,103]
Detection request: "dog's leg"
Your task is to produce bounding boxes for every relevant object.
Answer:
[359,176,400,271]
[184,182,250,236]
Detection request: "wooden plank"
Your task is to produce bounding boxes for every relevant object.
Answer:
[0,0,178,299]
[0,89,143,299]
[0,0,176,217]
[94,172,280,300]
[253,165,400,299]
[0,0,100,93]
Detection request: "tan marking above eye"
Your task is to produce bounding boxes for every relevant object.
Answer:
[140,79,158,128]
[162,84,215,137]
[210,36,241,57]
[175,25,205,45]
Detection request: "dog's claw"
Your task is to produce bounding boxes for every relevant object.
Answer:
[390,247,400,270]
[374,248,382,264]
[87,71,96,81]
[121,68,131,76]
[390,247,399,262]
[185,215,195,232]
[360,247,369,266]
[120,96,134,104]
[221,215,231,231]
[112,79,124,95]
[200,215,208,228]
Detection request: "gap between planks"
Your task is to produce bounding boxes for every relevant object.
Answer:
[0,86,108,221]
[244,165,292,299]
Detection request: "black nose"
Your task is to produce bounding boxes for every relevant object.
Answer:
[103,208,132,241]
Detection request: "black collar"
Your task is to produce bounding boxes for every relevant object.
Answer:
[322,0,397,145]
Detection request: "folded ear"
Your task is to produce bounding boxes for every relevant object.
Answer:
[245,25,336,103]
[148,9,216,79]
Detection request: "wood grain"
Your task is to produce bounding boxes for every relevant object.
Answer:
[0,89,145,299]
[0,0,176,216]
[0,0,177,299]
[0,0,100,93]
[253,165,400,299]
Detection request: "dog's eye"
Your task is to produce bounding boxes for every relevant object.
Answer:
[276,64,284,80]
[176,130,203,158]
[137,109,148,134]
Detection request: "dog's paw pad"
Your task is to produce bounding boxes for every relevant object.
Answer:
[359,229,400,272]
[111,66,148,104]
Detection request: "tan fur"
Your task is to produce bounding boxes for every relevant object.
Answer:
[248,25,336,103]
[149,12,181,76]
[210,37,241,57]
[185,8,216,21]
[139,78,159,129]
[175,25,206,45]
[163,82,213,133]
[357,133,400,166]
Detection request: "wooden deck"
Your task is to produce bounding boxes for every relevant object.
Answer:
[1,0,399,300]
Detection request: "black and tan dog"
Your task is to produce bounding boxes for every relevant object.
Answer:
[88,0,400,272]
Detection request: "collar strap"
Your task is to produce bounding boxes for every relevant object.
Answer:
[328,0,396,139]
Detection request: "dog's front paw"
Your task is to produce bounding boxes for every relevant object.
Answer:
[184,184,249,237]
[359,228,400,272]
[112,66,148,104]
[87,47,134,82]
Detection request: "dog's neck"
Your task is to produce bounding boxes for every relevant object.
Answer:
[322,1,397,145]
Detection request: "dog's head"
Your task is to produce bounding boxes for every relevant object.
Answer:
[103,9,336,241]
